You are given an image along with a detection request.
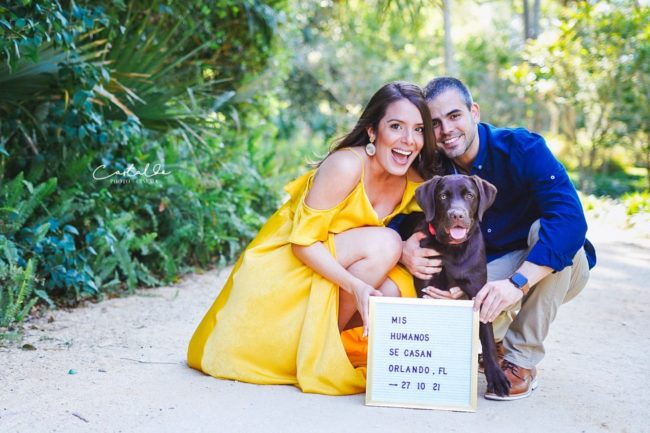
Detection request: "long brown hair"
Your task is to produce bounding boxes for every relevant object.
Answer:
[323,81,439,179]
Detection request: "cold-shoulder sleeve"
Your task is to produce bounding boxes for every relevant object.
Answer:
[289,201,342,246]
[284,170,344,246]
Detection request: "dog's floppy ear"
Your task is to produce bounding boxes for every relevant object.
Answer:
[415,176,443,222]
[470,175,497,221]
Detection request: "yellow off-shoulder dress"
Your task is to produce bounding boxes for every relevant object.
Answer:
[187,151,422,395]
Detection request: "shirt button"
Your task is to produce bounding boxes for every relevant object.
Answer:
[478,165,482,170]
[550,175,555,180]
[487,228,492,233]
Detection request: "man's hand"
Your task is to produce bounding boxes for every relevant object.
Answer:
[473,279,523,323]
[401,232,442,280]
[422,286,466,300]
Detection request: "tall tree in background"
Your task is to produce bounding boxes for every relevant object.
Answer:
[442,0,457,74]
[380,0,456,73]
[513,0,649,190]
[523,0,541,40]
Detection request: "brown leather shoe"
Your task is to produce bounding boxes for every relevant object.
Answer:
[478,340,505,374]
[485,360,538,401]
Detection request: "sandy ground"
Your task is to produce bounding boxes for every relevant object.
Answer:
[2,208,650,433]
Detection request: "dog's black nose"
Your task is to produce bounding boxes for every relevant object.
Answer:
[448,208,467,222]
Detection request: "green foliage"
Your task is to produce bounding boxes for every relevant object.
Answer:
[83,134,280,292]
[0,0,285,183]
[260,0,533,182]
[0,173,96,302]
[0,252,38,328]
[622,191,650,217]
[0,0,287,326]
[589,172,648,198]
[510,0,649,191]
[1,0,647,329]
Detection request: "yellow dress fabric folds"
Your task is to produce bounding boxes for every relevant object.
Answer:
[187,163,422,395]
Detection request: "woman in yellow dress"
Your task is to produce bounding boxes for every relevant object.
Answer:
[187,81,439,395]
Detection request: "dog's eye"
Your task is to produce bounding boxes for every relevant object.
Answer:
[465,193,474,199]
[439,194,447,200]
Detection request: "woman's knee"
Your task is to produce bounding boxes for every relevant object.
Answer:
[379,278,401,297]
[335,227,403,267]
[366,228,403,268]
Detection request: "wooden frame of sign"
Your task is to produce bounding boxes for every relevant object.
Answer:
[366,297,479,412]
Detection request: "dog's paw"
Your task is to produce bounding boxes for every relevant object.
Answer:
[485,365,511,397]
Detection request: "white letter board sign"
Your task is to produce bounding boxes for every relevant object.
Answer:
[366,297,479,412]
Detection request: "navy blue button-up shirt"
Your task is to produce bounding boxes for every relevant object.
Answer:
[441,122,594,270]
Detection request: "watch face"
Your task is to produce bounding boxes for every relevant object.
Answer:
[510,273,528,288]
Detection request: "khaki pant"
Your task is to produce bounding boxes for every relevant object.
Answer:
[488,220,590,368]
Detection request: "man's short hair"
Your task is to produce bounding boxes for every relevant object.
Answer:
[423,77,473,110]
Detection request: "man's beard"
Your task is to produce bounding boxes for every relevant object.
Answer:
[438,128,476,159]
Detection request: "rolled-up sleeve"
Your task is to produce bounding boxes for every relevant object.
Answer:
[517,138,587,271]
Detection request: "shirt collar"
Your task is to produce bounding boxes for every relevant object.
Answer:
[449,123,488,175]
[472,123,488,172]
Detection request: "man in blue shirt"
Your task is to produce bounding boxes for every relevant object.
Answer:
[401,77,595,400]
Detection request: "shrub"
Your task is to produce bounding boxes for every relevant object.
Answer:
[0,247,38,328]
[622,191,650,217]
[0,0,288,327]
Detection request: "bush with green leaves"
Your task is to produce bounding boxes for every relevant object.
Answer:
[0,247,38,328]
[0,0,289,327]
[622,191,650,217]
[0,130,282,319]
[510,0,649,191]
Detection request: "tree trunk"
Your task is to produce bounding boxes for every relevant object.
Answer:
[562,105,586,190]
[523,0,531,40]
[548,100,559,136]
[646,141,650,190]
[442,0,457,75]
[532,0,541,39]
[588,141,598,174]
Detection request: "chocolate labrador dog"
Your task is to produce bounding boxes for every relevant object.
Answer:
[411,174,511,397]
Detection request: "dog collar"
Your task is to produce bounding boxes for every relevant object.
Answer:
[428,223,436,236]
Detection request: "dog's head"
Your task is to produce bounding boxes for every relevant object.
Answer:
[415,174,497,245]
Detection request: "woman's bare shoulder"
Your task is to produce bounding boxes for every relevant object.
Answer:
[307,148,364,209]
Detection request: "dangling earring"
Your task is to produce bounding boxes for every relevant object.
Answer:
[365,138,376,156]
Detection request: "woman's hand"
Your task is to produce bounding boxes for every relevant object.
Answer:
[421,286,466,300]
[350,278,383,337]
[400,232,443,280]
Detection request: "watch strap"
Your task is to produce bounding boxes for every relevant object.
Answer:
[509,272,530,295]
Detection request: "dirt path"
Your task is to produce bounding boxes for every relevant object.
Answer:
[2,210,649,433]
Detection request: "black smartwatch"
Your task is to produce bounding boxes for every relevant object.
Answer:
[509,272,530,295]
